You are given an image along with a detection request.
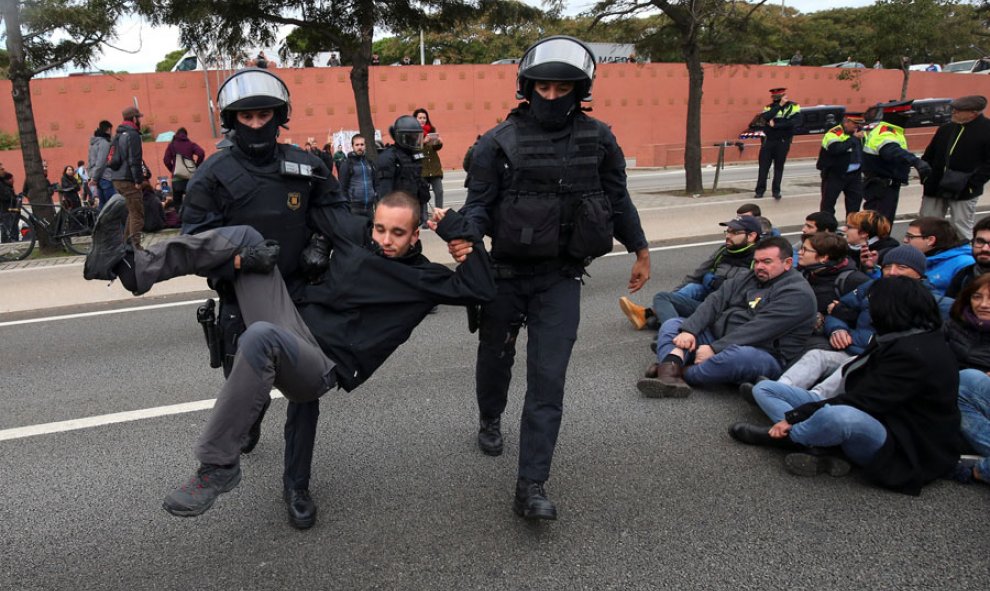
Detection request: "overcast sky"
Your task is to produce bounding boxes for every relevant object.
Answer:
[83,1,878,74]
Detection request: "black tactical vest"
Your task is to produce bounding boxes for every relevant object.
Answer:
[491,111,613,262]
[209,145,317,279]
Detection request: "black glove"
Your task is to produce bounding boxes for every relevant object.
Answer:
[238,240,280,273]
[300,233,330,283]
[915,159,932,181]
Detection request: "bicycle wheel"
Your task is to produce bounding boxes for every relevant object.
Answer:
[0,213,36,262]
[60,206,96,256]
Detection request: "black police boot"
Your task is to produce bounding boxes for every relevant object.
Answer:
[477,416,503,456]
[728,422,803,451]
[513,478,557,521]
[241,398,272,454]
[283,488,318,530]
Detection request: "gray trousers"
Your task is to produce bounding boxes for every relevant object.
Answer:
[919,195,979,241]
[778,349,853,400]
[132,226,337,466]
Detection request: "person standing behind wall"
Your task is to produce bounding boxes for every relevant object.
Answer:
[919,95,990,241]
[87,120,115,210]
[109,106,146,249]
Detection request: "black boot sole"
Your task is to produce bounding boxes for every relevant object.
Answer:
[478,439,503,456]
[636,377,692,398]
[513,498,557,520]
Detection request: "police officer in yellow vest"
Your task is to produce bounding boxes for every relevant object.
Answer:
[756,87,802,200]
[862,103,932,222]
[817,115,865,216]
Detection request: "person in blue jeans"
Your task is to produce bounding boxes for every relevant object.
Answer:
[619,215,760,331]
[732,277,961,495]
[637,236,816,398]
[957,370,990,484]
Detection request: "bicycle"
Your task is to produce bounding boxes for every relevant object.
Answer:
[0,193,98,262]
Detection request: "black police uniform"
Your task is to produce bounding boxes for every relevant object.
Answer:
[182,140,346,492]
[377,145,430,220]
[462,103,648,484]
[817,127,865,215]
[756,101,802,198]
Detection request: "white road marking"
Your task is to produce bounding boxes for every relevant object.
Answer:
[0,300,203,328]
[0,390,284,442]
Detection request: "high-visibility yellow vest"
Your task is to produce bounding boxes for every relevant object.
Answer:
[863,122,907,155]
[763,102,801,119]
[822,124,849,148]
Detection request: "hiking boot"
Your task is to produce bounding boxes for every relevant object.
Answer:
[644,362,660,378]
[83,194,128,281]
[162,463,242,517]
[513,478,557,521]
[478,416,503,456]
[618,296,648,330]
[783,452,851,477]
[637,361,692,398]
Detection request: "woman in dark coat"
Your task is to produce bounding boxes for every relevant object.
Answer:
[946,273,990,485]
[57,165,82,210]
[764,277,962,495]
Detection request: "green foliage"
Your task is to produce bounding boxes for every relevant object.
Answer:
[12,0,129,76]
[0,131,21,151]
[140,125,154,142]
[155,49,186,72]
[39,135,62,148]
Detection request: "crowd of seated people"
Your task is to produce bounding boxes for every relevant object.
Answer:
[621,205,990,495]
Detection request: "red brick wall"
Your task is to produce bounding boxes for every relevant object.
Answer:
[2,63,989,184]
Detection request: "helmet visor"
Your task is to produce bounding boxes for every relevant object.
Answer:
[395,131,424,150]
[218,70,290,112]
[519,38,595,82]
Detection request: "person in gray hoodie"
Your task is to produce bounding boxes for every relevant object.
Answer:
[86,120,115,210]
[638,236,817,398]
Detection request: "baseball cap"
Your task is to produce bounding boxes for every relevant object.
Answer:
[122,105,144,119]
[720,216,762,235]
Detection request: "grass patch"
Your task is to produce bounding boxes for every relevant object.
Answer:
[644,187,748,198]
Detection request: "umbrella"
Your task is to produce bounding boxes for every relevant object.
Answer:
[155,131,175,142]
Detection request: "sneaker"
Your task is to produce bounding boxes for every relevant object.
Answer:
[947,457,981,484]
[513,478,557,520]
[83,194,128,281]
[162,463,242,517]
[618,296,648,330]
[783,452,851,477]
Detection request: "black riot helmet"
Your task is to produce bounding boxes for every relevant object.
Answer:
[516,36,597,102]
[389,115,424,152]
[216,68,291,130]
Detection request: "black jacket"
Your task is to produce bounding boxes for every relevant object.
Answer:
[109,122,144,184]
[945,262,986,298]
[299,208,496,392]
[786,330,961,495]
[760,101,802,142]
[377,146,428,204]
[922,114,990,199]
[944,315,990,372]
[802,257,871,315]
[817,128,863,177]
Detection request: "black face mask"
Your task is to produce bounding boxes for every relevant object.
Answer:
[233,119,279,161]
[529,92,577,130]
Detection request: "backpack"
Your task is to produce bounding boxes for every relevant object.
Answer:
[107,133,124,171]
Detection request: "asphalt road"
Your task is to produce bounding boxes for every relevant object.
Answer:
[1,235,988,591]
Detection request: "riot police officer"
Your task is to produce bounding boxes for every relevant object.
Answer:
[451,36,651,520]
[377,115,431,224]
[181,68,347,529]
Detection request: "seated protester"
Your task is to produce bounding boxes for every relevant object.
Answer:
[945,215,990,298]
[141,181,165,233]
[736,203,762,218]
[83,191,496,518]
[903,216,974,297]
[619,216,760,331]
[732,277,961,495]
[751,245,952,397]
[796,232,870,337]
[792,211,838,259]
[844,209,899,276]
[637,236,816,398]
[756,216,777,238]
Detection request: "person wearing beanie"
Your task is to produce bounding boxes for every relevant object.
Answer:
[902,216,974,297]
[919,95,990,240]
